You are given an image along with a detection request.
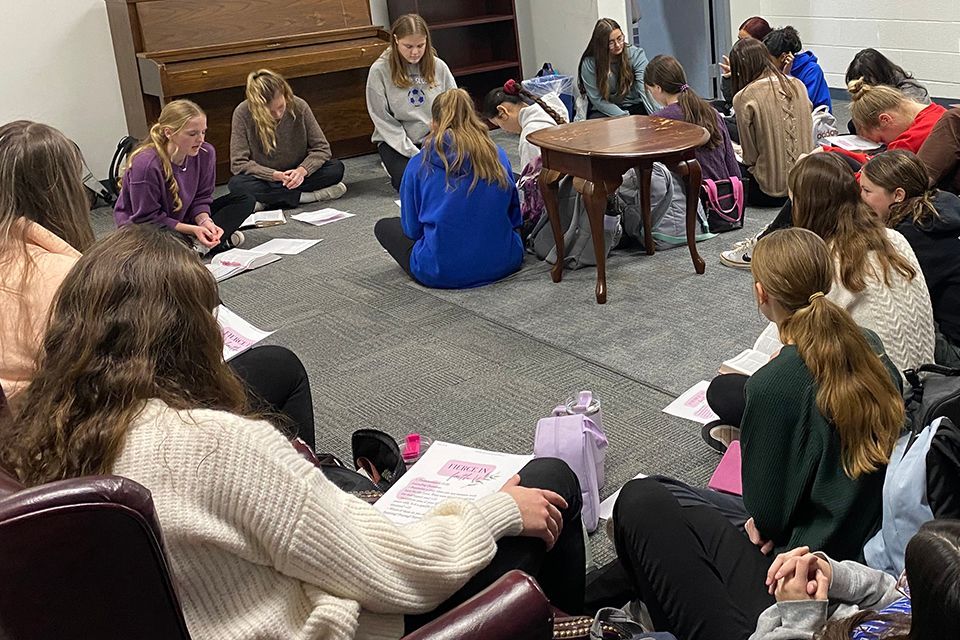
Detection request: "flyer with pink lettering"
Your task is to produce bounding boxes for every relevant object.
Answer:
[374,441,533,525]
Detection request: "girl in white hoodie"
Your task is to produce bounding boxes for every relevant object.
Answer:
[483,80,568,235]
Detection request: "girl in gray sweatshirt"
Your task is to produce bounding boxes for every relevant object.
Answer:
[365,14,456,191]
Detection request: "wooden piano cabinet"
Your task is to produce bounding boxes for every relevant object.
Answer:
[105,0,389,182]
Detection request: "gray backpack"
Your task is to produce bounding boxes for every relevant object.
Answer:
[528,177,622,270]
[616,163,712,250]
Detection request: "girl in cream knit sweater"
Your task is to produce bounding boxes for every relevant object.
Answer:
[0,226,585,640]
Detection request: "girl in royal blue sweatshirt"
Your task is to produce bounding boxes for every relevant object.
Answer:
[374,88,523,289]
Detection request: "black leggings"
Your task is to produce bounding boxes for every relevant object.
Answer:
[736,163,787,208]
[208,191,257,254]
[227,159,345,209]
[379,143,414,192]
[404,457,586,632]
[706,373,750,428]
[374,217,416,280]
[228,345,316,451]
[611,477,774,640]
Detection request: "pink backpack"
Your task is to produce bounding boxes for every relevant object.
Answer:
[533,392,608,532]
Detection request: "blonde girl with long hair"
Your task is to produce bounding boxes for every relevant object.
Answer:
[374,88,523,288]
[114,99,256,254]
[0,120,95,397]
[365,14,456,191]
[229,69,346,210]
[577,18,657,118]
[608,228,904,640]
[0,226,586,638]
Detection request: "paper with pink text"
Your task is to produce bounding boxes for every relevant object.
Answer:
[662,380,720,425]
[216,305,274,362]
[375,441,532,525]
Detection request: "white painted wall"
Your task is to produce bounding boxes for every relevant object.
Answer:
[729,0,960,99]
[526,0,601,80]
[0,0,126,178]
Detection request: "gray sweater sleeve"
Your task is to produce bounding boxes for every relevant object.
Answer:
[366,60,420,157]
[749,555,902,640]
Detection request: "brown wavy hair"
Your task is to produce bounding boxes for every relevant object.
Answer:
[577,18,635,101]
[425,88,509,192]
[123,99,205,213]
[751,228,904,478]
[0,120,95,361]
[862,150,940,228]
[388,14,438,89]
[729,36,798,99]
[789,152,916,293]
[817,519,960,640]
[0,225,250,486]
[643,55,723,150]
[245,69,297,155]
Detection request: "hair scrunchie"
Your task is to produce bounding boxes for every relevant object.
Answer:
[679,84,690,92]
[808,291,825,304]
[504,79,521,96]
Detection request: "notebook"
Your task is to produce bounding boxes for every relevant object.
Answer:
[719,323,783,376]
[205,248,280,282]
[708,440,742,496]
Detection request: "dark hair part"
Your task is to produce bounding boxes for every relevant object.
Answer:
[845,48,914,88]
[482,84,566,125]
[739,16,773,40]
[763,26,802,57]
[817,519,960,640]
[0,225,252,486]
[862,150,941,228]
[729,37,798,99]
[577,18,633,101]
[643,55,723,149]
[789,152,917,293]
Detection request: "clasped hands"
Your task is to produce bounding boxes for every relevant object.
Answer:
[273,167,307,190]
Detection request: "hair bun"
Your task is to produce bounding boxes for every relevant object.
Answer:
[847,77,870,100]
[503,79,520,96]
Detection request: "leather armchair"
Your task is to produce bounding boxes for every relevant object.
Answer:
[0,470,553,640]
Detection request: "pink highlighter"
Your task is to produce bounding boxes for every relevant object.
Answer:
[402,433,431,468]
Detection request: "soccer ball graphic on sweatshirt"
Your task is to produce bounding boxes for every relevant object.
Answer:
[408,87,426,106]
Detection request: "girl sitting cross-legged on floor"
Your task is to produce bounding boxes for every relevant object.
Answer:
[375,88,524,289]
[113,99,256,255]
[608,227,905,640]
[0,224,586,640]
[228,69,347,210]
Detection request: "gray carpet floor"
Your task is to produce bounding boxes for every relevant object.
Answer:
[88,102,849,564]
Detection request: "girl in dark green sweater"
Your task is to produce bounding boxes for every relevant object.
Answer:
[606,228,905,640]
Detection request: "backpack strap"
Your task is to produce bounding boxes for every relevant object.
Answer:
[702,177,744,222]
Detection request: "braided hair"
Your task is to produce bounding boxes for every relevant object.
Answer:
[482,79,567,125]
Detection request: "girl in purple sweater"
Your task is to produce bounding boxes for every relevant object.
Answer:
[114,99,255,254]
[644,55,740,184]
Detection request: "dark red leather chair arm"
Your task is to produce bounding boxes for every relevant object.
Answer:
[401,570,554,640]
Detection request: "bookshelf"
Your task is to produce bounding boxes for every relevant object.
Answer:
[386,0,523,106]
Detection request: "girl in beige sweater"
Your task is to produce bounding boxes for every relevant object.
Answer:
[0,225,585,640]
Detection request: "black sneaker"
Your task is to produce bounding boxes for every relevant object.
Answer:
[701,420,740,454]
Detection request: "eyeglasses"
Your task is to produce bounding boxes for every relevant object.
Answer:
[608,35,625,49]
[896,570,911,599]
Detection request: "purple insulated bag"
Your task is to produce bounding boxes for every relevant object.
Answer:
[534,391,608,532]
[701,177,745,233]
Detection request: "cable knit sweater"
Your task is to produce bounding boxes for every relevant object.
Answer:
[110,399,523,640]
[734,73,814,197]
[827,228,935,371]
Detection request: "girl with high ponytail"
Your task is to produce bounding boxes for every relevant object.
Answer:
[643,55,740,183]
[605,227,904,640]
[228,69,346,210]
[861,150,960,365]
[374,88,523,289]
[114,99,256,254]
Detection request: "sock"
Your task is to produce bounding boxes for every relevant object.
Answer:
[299,191,318,204]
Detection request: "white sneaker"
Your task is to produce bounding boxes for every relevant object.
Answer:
[313,182,347,201]
[229,230,245,248]
[719,236,758,269]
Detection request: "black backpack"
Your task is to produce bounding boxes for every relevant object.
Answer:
[102,135,139,204]
[904,364,960,432]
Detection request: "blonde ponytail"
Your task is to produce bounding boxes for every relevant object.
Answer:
[752,228,903,478]
[123,99,205,214]
[847,78,910,134]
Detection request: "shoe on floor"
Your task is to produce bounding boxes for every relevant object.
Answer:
[719,236,758,269]
[313,181,347,201]
[701,420,740,454]
[228,230,245,248]
[253,201,266,212]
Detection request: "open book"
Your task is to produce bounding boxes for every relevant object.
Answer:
[719,322,783,376]
[240,209,286,229]
[205,248,280,282]
[820,135,882,152]
[374,441,532,525]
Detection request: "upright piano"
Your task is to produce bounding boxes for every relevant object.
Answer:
[105,0,390,181]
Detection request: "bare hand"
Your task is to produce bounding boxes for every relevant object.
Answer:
[188,224,219,248]
[500,475,566,551]
[745,517,774,556]
[720,55,731,77]
[768,548,832,596]
[781,52,795,75]
[199,218,223,244]
[281,168,306,189]
[774,554,829,602]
